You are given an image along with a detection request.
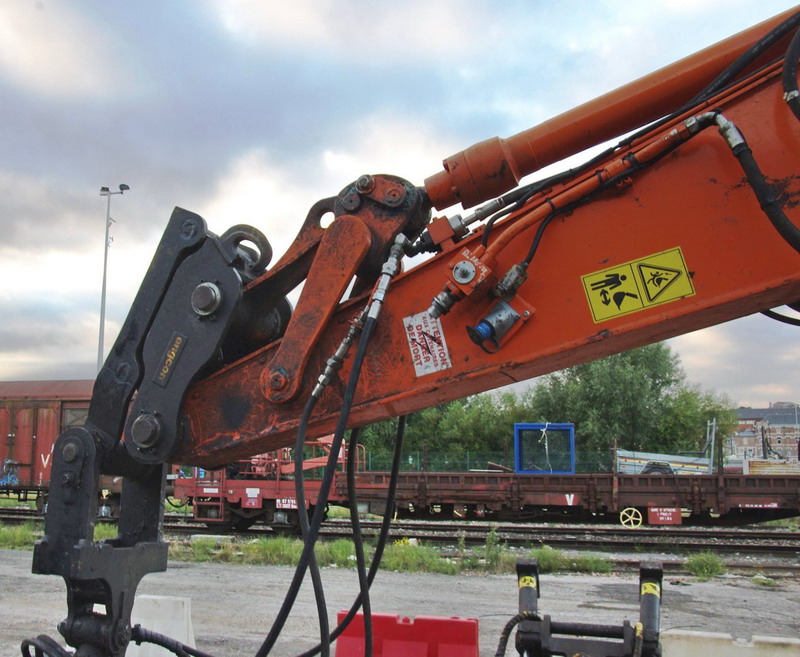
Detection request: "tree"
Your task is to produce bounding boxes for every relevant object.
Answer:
[525,343,735,456]
[355,342,736,470]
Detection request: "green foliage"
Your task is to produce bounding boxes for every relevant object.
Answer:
[483,526,501,570]
[315,538,357,567]
[161,534,611,576]
[685,551,726,580]
[0,521,39,549]
[381,539,459,574]
[529,545,612,574]
[93,522,118,542]
[751,574,779,587]
[766,516,800,531]
[0,495,36,510]
[187,537,224,562]
[358,343,735,470]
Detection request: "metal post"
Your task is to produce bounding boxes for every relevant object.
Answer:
[97,185,129,372]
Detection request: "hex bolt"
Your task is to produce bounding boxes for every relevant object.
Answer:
[191,282,222,316]
[62,442,80,463]
[452,260,477,284]
[131,413,162,450]
[341,190,361,212]
[355,175,375,194]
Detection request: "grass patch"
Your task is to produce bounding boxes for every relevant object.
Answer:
[315,538,357,567]
[0,519,611,579]
[0,522,39,549]
[751,574,780,587]
[685,551,726,580]
[765,516,799,531]
[529,545,612,574]
[0,495,37,510]
[93,522,118,542]
[381,539,458,574]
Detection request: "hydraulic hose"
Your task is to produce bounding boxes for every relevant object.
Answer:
[258,239,406,656]
[256,317,377,657]
[342,427,373,657]
[692,10,800,105]
[293,395,332,657]
[298,416,407,657]
[716,118,800,253]
[782,22,800,120]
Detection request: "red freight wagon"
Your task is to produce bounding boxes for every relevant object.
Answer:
[0,380,93,508]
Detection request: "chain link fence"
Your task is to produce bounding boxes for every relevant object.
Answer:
[364,450,612,473]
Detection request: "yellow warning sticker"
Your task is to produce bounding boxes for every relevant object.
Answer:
[518,576,537,589]
[582,247,695,322]
[641,582,661,598]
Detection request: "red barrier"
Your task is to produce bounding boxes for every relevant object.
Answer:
[334,612,479,657]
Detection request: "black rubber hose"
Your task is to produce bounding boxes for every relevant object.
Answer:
[297,415,407,657]
[256,316,378,657]
[345,428,372,657]
[20,635,74,657]
[293,395,331,657]
[692,11,800,104]
[761,308,800,326]
[130,626,217,657]
[493,612,540,657]
[730,141,800,253]
[782,24,800,120]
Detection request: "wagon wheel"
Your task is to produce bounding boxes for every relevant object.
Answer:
[619,507,643,528]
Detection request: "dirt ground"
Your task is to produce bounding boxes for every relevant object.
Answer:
[2,548,799,656]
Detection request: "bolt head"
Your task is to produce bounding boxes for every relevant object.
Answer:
[341,190,361,212]
[355,175,375,194]
[452,260,476,284]
[62,442,80,463]
[131,413,161,449]
[191,282,222,316]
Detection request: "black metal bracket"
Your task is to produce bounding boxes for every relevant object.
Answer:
[514,558,663,657]
[29,207,264,656]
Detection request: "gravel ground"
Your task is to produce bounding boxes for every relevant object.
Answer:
[2,548,799,657]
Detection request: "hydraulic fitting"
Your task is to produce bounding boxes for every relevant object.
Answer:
[466,300,522,348]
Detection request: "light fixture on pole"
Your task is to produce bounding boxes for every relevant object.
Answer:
[97,184,130,372]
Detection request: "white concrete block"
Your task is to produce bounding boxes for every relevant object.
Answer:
[662,630,800,657]
[127,595,196,657]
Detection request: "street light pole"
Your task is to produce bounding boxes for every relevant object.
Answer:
[97,184,130,373]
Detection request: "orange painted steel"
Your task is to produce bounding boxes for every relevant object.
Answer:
[424,6,800,210]
[175,51,800,467]
[261,214,372,404]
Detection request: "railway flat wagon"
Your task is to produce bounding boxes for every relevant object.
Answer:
[348,470,800,527]
[0,379,93,508]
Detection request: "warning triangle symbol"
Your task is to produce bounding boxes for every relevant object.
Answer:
[637,263,682,302]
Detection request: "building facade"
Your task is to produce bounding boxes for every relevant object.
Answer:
[734,402,800,461]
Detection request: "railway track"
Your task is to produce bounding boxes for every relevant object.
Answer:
[318,518,800,555]
[4,507,799,558]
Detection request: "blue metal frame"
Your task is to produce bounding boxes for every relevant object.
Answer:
[514,422,576,474]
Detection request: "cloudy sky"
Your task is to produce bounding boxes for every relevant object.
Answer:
[1,0,798,408]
